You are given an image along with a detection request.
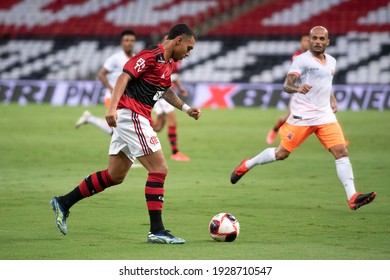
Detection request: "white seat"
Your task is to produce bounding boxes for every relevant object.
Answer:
[379,72,390,84]
[346,71,358,84]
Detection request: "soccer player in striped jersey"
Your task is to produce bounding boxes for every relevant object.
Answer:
[75,30,136,135]
[231,26,376,210]
[51,24,201,243]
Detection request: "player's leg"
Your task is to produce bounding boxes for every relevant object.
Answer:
[152,113,166,132]
[75,112,113,135]
[152,99,166,132]
[266,112,289,144]
[137,150,185,244]
[317,123,376,210]
[166,111,178,154]
[231,123,309,184]
[156,99,190,161]
[75,94,113,135]
[51,108,135,235]
[165,111,190,161]
[50,152,131,235]
[137,150,168,235]
[122,109,184,244]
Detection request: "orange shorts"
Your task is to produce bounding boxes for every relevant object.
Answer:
[278,122,348,152]
[104,97,110,108]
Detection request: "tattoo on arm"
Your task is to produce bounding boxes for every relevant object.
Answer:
[162,88,185,110]
[283,74,299,93]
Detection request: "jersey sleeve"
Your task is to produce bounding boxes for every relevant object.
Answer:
[123,51,154,79]
[288,55,303,77]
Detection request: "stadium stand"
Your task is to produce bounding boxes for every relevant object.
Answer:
[0,0,389,84]
[207,0,390,35]
[0,0,244,36]
[180,31,390,84]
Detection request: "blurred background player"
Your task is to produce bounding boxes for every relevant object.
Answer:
[75,30,137,135]
[266,35,310,144]
[231,26,376,211]
[152,35,191,161]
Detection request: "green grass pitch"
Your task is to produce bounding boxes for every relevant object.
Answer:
[0,104,389,260]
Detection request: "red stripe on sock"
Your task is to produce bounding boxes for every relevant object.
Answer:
[145,186,164,195]
[78,180,91,197]
[78,170,118,198]
[102,169,116,186]
[147,201,163,211]
[148,172,166,183]
[168,125,178,153]
[91,173,103,193]
[168,125,176,135]
[145,172,165,211]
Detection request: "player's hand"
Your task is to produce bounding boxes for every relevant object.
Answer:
[330,95,338,113]
[187,107,201,120]
[298,84,312,94]
[105,108,118,127]
[180,88,188,97]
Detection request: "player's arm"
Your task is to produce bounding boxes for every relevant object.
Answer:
[98,67,113,93]
[163,87,201,120]
[105,72,131,127]
[172,80,188,97]
[283,73,312,94]
[330,92,338,113]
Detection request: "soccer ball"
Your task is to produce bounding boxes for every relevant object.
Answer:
[209,212,240,242]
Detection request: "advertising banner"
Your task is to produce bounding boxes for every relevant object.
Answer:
[1,80,389,111]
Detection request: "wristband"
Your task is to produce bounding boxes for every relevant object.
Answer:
[181,104,190,113]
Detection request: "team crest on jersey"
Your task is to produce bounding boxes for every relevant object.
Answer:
[134,58,145,72]
[150,136,159,145]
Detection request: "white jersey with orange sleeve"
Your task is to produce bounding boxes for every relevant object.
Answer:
[286,50,337,126]
[102,51,132,98]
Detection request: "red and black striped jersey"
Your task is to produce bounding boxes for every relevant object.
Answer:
[118,44,172,122]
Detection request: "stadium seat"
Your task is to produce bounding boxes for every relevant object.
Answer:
[0,0,389,85]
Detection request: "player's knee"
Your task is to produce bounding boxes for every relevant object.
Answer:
[146,163,168,174]
[110,174,125,184]
[330,145,348,159]
[167,118,177,126]
[276,153,289,160]
[153,125,162,132]
[275,149,290,160]
[158,165,168,175]
[107,169,127,184]
[159,162,169,174]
